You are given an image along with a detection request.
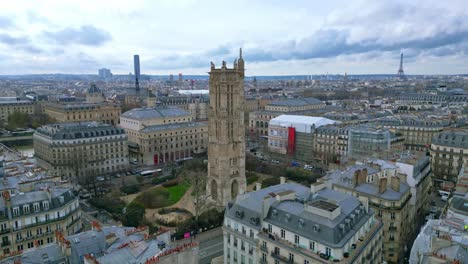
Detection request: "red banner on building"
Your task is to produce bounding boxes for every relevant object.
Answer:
[288,127,295,155]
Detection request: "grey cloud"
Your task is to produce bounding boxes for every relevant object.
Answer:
[0,34,29,45]
[0,33,43,54]
[0,16,14,29]
[43,25,111,46]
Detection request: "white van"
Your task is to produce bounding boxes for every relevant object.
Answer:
[441,195,448,202]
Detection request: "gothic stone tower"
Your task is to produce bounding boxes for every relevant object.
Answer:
[206,49,247,207]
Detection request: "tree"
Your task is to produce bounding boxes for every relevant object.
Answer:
[6,111,30,130]
[181,159,207,221]
[123,202,145,227]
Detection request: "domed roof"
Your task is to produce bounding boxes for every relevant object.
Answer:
[88,83,101,94]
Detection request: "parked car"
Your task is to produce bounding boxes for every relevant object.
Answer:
[271,159,280,164]
[304,164,313,171]
[441,195,448,202]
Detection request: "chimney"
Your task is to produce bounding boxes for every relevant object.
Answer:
[391,176,400,192]
[280,177,286,184]
[353,170,360,186]
[310,182,326,194]
[379,178,387,194]
[360,168,368,183]
[398,173,407,185]
[255,182,262,191]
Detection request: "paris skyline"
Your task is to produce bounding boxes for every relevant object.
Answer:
[0,0,467,75]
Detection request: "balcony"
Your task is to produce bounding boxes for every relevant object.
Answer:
[259,220,383,264]
[12,208,79,231]
[389,226,397,231]
[271,252,294,264]
[1,240,11,247]
[0,228,10,235]
[260,245,268,252]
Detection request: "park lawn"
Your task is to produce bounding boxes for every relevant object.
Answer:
[135,181,191,209]
[166,182,191,205]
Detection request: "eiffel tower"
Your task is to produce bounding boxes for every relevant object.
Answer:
[397,53,405,77]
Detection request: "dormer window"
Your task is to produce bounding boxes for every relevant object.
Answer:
[33,203,40,212]
[13,207,19,216]
[43,201,49,210]
[23,205,30,214]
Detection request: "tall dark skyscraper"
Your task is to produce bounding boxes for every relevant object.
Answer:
[134,55,141,92]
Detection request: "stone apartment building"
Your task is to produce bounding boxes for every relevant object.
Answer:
[33,122,129,186]
[44,84,121,126]
[223,182,383,264]
[326,163,412,263]
[0,188,81,257]
[313,125,349,164]
[265,97,325,112]
[379,116,452,151]
[120,106,207,165]
[430,130,468,190]
[0,98,36,124]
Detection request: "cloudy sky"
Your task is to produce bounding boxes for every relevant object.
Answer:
[1,0,467,75]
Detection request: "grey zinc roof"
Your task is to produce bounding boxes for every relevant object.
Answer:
[226,183,310,230]
[68,230,107,264]
[97,240,162,264]
[432,130,468,148]
[121,106,190,120]
[265,188,371,248]
[226,183,373,248]
[10,243,66,264]
[140,121,207,133]
[268,97,323,107]
[35,121,125,140]
[328,165,410,200]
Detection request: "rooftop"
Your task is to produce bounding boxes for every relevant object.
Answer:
[35,121,125,140]
[269,115,338,133]
[140,121,207,133]
[268,97,323,107]
[121,106,190,120]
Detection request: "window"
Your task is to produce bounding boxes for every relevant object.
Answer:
[294,234,299,245]
[390,212,395,220]
[326,247,331,256]
[274,247,280,255]
[280,229,285,239]
[23,205,30,214]
[249,229,254,238]
[33,203,40,212]
[310,241,315,251]
[289,253,294,262]
[304,260,310,264]
[13,207,19,216]
[268,224,272,233]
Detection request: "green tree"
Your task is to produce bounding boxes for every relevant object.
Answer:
[123,202,145,227]
[7,111,30,130]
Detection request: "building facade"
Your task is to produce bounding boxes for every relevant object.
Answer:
[326,163,412,263]
[0,98,35,124]
[33,122,129,185]
[379,116,452,151]
[120,106,207,165]
[0,188,81,256]
[206,50,247,207]
[430,130,468,190]
[348,126,405,159]
[313,125,349,164]
[223,182,383,264]
[45,84,121,126]
[265,97,325,112]
[267,115,337,163]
